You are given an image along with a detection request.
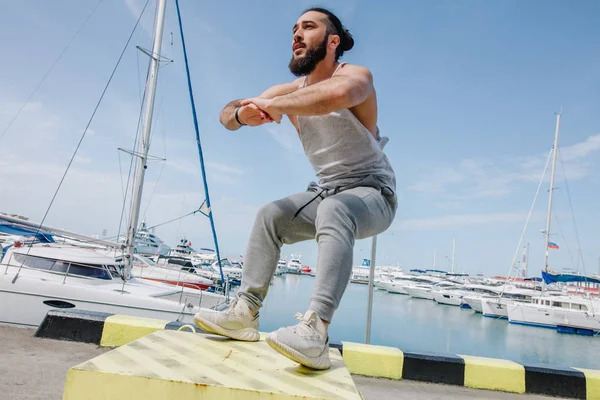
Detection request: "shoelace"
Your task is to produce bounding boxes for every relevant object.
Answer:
[292,312,318,338]
[225,297,239,315]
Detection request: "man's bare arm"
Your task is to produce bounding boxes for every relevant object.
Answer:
[219,99,244,131]
[251,66,373,118]
[259,80,302,99]
[219,79,302,131]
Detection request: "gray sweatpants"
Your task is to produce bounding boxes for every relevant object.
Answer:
[238,184,397,322]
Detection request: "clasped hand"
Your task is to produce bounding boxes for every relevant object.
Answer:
[237,98,282,126]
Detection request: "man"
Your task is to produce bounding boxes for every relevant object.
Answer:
[194,7,397,370]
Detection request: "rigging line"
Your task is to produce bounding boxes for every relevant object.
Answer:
[557,148,586,273]
[551,209,577,271]
[12,0,152,283]
[138,68,172,222]
[175,0,225,287]
[0,0,105,141]
[142,159,166,221]
[117,149,127,204]
[142,80,170,222]
[136,45,142,107]
[147,208,203,230]
[115,29,154,246]
[500,147,553,297]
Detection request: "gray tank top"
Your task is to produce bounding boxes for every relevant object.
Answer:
[297,63,397,202]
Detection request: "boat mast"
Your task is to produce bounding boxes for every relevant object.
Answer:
[523,241,529,278]
[543,113,561,274]
[451,238,455,274]
[124,0,167,278]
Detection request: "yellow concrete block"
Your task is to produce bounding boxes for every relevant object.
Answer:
[574,367,600,400]
[100,314,168,347]
[64,330,361,399]
[342,342,403,379]
[460,354,525,394]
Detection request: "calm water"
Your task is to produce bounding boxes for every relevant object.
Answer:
[256,274,600,370]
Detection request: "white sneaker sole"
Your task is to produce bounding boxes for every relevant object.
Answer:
[193,316,259,342]
[265,334,331,370]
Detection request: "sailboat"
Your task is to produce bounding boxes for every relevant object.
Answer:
[0,0,229,327]
[506,114,600,332]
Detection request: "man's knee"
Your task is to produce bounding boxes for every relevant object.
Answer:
[315,197,355,231]
[255,201,284,225]
[255,198,300,230]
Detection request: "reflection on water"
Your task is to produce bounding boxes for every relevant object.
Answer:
[256,274,600,369]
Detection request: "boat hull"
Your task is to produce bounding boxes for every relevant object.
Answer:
[462,296,484,313]
[507,302,556,329]
[405,286,433,300]
[432,291,462,306]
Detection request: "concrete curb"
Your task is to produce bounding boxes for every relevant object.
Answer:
[35,310,201,347]
[36,310,600,399]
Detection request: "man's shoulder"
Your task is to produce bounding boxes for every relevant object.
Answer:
[336,63,373,81]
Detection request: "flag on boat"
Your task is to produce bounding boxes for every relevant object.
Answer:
[548,242,559,249]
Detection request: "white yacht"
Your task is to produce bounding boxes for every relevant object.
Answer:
[476,288,542,318]
[275,259,287,275]
[432,284,504,307]
[350,267,370,284]
[287,256,302,274]
[129,254,213,290]
[168,237,195,259]
[507,295,600,331]
[0,243,226,327]
[118,221,170,256]
[405,281,458,300]
[379,275,442,295]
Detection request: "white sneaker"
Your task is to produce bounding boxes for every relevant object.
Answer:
[193,296,260,342]
[266,310,331,370]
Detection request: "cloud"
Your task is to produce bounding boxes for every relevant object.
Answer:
[74,155,92,165]
[433,202,464,211]
[407,134,600,200]
[123,0,153,35]
[560,134,600,161]
[397,212,527,230]
[166,159,245,185]
[205,161,244,176]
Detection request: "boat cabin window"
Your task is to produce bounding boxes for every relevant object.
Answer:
[12,254,113,280]
[106,265,122,278]
[13,254,55,271]
[571,303,588,311]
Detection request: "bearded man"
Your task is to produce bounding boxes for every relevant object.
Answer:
[194,7,397,370]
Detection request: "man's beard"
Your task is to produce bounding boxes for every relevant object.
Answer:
[288,36,328,77]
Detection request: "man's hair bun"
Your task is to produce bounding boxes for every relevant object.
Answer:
[342,29,354,51]
[303,7,355,61]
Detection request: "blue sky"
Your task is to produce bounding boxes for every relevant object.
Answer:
[1,0,599,277]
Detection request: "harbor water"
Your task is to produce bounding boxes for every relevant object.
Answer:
[258,274,600,370]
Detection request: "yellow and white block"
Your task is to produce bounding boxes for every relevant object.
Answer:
[461,354,525,394]
[100,314,168,347]
[342,342,403,380]
[65,330,362,400]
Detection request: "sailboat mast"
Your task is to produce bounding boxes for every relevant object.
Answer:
[543,113,561,274]
[125,0,167,277]
[523,241,529,278]
[451,238,455,274]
